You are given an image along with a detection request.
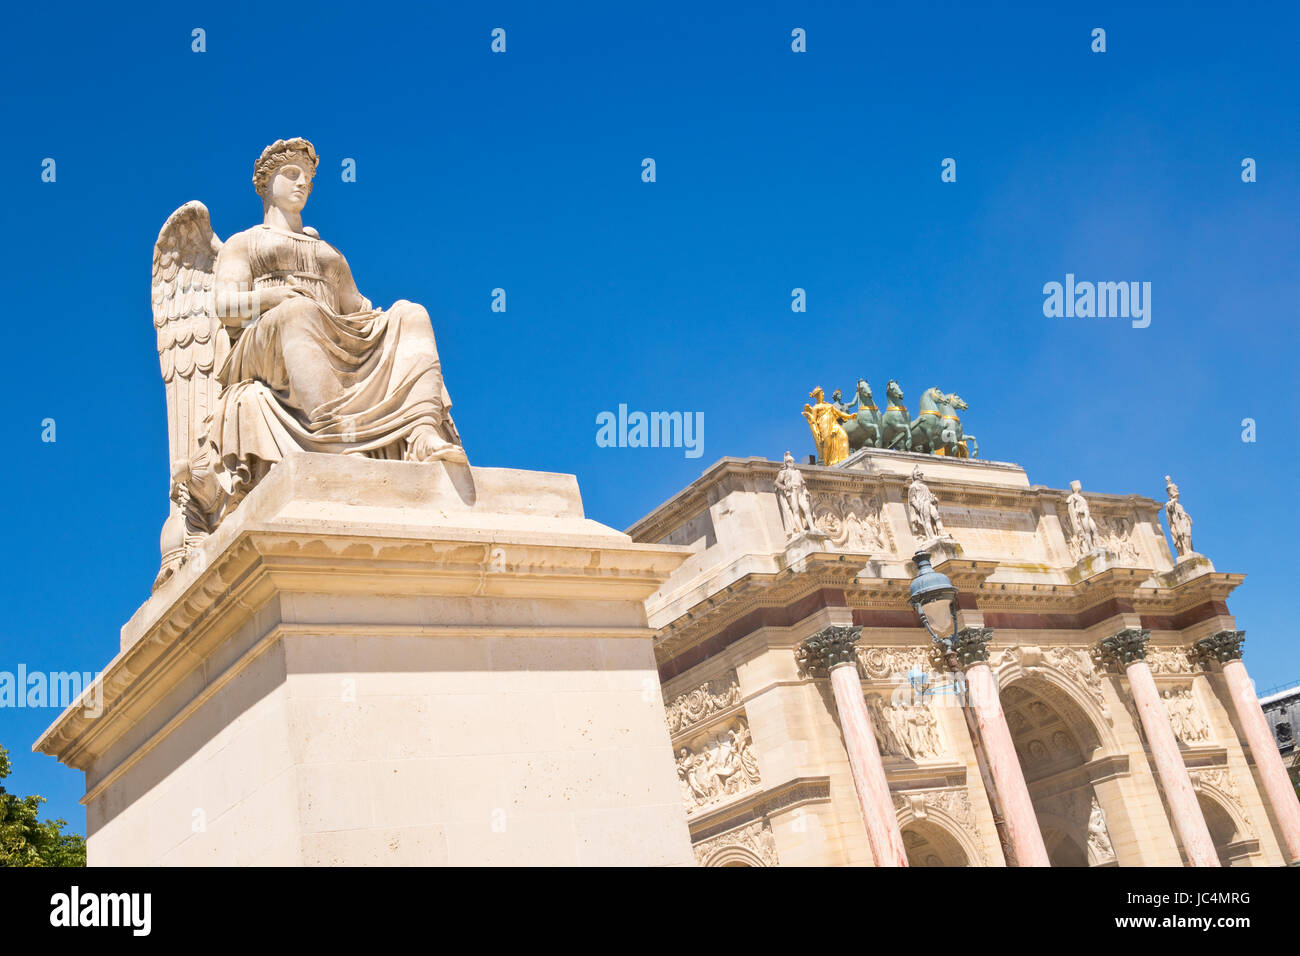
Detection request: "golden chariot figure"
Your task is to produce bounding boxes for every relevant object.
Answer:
[802,386,854,465]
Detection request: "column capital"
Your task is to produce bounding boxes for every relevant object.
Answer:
[950,626,994,668]
[1097,628,1151,668]
[796,625,861,677]
[1194,630,1245,665]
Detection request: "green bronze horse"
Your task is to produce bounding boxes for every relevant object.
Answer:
[909,386,948,454]
[880,380,912,451]
[842,378,883,451]
[938,392,978,458]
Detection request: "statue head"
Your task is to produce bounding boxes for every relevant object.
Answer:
[946,393,968,411]
[1165,475,1178,499]
[887,379,904,401]
[910,466,924,483]
[253,137,319,213]
[809,386,825,403]
[783,451,795,467]
[1070,480,1082,493]
[831,388,843,403]
[857,378,872,399]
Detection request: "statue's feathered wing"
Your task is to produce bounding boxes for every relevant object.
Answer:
[151,202,227,585]
[152,201,226,499]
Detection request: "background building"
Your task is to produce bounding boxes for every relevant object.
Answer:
[1260,683,1300,786]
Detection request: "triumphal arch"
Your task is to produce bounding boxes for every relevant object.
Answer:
[630,389,1300,866]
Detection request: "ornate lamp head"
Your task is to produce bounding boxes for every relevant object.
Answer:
[908,550,958,643]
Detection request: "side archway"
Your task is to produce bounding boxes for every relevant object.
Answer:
[1192,790,1259,867]
[700,845,767,867]
[894,802,985,866]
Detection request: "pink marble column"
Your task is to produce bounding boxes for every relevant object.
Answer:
[1102,629,1220,867]
[1197,631,1300,864]
[953,628,1051,867]
[799,626,909,867]
[829,662,910,867]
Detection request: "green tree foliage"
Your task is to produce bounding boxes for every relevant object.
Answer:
[0,744,86,866]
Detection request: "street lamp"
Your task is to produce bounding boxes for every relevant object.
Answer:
[908,550,958,645]
[906,548,1018,865]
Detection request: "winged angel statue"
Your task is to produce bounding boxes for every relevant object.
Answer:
[151,137,465,588]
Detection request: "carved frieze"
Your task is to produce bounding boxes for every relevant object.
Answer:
[1162,687,1212,744]
[1040,646,1111,715]
[692,818,779,867]
[1147,647,1197,675]
[811,490,893,554]
[1099,514,1144,565]
[665,671,742,736]
[675,716,761,813]
[867,694,944,759]
[893,787,974,828]
[857,645,933,682]
[1087,794,1117,865]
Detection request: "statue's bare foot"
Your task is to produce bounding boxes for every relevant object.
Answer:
[406,425,467,463]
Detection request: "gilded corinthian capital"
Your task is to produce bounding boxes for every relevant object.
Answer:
[796,625,862,676]
[949,627,994,668]
[1097,628,1151,669]
[1194,630,1245,665]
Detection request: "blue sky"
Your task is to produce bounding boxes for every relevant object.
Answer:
[2,1,1297,830]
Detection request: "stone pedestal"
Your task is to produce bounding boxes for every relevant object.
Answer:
[916,535,963,566]
[781,529,829,567]
[35,454,695,866]
[1161,553,1215,587]
[1066,548,1119,582]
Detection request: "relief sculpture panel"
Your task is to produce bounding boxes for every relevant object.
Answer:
[675,716,761,812]
[664,671,742,736]
[811,490,893,554]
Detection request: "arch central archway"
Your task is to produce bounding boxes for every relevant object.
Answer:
[1000,676,1111,867]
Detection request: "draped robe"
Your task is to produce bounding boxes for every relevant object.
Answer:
[205,225,458,499]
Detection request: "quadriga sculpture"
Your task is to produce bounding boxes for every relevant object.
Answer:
[812,377,979,460]
[151,137,466,587]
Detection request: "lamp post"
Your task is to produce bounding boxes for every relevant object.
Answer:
[908,551,1051,866]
